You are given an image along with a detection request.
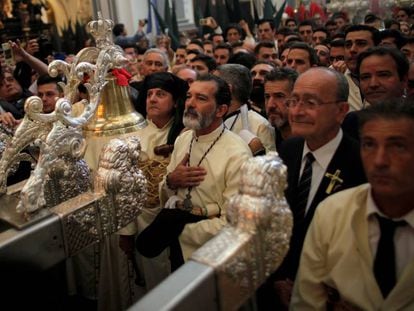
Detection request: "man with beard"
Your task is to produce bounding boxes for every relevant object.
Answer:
[136,74,252,268]
[250,61,277,114]
[264,68,298,151]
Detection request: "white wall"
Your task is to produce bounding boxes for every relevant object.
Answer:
[94,0,195,35]
[115,0,149,34]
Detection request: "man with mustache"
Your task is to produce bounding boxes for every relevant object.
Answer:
[264,68,298,151]
[265,67,366,309]
[136,74,252,268]
[250,61,276,114]
[292,99,414,310]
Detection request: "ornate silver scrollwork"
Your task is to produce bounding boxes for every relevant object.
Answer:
[191,152,293,310]
[0,13,148,264]
[14,12,128,214]
[0,98,52,194]
[54,136,147,256]
[94,136,147,235]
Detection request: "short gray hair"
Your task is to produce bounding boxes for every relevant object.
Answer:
[216,64,252,103]
[143,48,169,68]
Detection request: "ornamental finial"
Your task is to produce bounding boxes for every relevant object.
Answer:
[87,11,115,48]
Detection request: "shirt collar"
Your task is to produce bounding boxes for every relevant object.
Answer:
[147,117,173,130]
[366,186,414,228]
[193,123,225,143]
[302,129,343,170]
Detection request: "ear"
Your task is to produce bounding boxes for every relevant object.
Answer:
[337,101,349,123]
[216,104,228,118]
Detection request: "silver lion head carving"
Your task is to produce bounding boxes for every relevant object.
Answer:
[191,152,292,310]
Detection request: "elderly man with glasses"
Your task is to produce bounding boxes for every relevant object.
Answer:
[264,67,367,309]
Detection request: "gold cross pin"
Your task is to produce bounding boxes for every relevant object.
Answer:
[325,169,343,194]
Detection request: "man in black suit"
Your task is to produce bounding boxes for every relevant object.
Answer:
[258,67,367,310]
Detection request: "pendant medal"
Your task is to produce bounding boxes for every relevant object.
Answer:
[183,194,193,211]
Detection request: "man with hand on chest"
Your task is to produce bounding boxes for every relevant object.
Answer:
[136,74,252,269]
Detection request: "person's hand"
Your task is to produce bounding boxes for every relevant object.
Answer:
[138,19,147,29]
[239,19,251,34]
[9,39,29,63]
[331,60,347,74]
[0,112,20,128]
[25,39,39,55]
[205,16,218,30]
[166,153,207,189]
[164,35,172,50]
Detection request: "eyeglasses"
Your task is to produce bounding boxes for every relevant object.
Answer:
[286,98,341,110]
[329,55,345,62]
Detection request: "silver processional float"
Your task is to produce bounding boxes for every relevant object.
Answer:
[0,13,292,311]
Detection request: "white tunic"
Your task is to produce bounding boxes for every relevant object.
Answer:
[160,123,252,259]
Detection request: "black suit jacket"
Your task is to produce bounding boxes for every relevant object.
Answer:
[341,111,360,142]
[276,133,367,280]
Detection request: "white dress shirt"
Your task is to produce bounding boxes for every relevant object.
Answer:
[366,188,414,278]
[300,129,343,214]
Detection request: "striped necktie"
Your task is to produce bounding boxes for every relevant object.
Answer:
[296,152,315,220]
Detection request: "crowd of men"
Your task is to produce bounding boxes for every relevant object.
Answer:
[1,5,414,311]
